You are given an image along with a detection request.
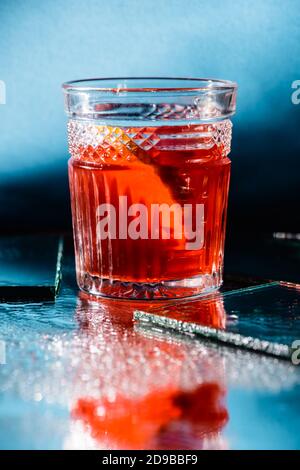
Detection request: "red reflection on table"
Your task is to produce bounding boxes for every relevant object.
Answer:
[73,383,228,450]
[71,293,228,449]
[148,293,227,329]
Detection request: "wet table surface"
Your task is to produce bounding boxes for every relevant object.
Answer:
[0,234,300,450]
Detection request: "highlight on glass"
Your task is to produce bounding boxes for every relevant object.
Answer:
[62,77,237,299]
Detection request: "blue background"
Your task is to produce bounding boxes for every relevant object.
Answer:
[0,0,299,232]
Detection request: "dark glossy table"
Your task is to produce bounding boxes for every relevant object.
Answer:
[0,234,300,450]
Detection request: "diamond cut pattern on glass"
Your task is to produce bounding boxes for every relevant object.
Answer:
[67,119,232,162]
[211,120,232,156]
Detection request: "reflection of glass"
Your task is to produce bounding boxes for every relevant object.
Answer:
[147,293,227,329]
[72,383,228,450]
[63,78,237,299]
[69,293,228,450]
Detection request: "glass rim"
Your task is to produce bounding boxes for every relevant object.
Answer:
[62,76,237,94]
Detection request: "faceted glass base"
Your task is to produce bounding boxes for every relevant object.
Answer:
[77,271,222,300]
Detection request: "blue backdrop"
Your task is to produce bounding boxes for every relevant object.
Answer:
[0,0,299,232]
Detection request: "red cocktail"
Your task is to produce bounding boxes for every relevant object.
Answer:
[63,78,237,298]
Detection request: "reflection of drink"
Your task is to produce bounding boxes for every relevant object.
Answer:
[146,291,227,330]
[69,294,228,450]
[63,78,237,298]
[73,383,228,450]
